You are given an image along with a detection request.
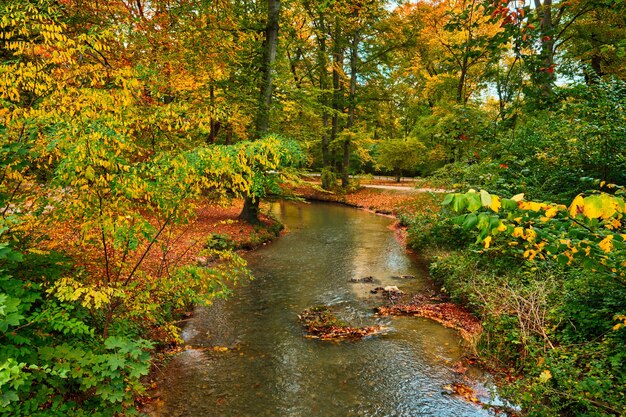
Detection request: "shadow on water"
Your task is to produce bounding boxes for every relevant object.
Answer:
[147,201,500,417]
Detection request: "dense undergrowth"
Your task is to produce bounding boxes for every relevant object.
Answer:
[403,81,626,416]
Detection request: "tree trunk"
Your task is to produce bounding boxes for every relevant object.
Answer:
[331,16,343,173]
[239,0,281,223]
[255,0,281,138]
[535,0,555,99]
[318,28,331,169]
[585,53,603,85]
[208,83,219,143]
[239,195,261,224]
[225,125,232,145]
[342,32,358,188]
[457,65,468,104]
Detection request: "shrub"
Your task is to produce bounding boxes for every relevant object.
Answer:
[205,233,235,251]
[320,168,337,191]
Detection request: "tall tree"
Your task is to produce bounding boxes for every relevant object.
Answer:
[239,0,282,223]
[256,0,282,137]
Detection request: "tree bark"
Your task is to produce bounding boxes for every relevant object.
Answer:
[239,195,261,224]
[457,62,468,104]
[240,0,281,223]
[255,0,281,138]
[330,16,344,187]
[208,84,221,143]
[318,27,331,169]
[535,0,556,98]
[342,32,359,188]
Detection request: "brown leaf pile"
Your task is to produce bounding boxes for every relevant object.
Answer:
[376,302,482,342]
[299,306,386,340]
[443,383,481,404]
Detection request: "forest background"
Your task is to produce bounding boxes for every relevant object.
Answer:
[1,0,625,415]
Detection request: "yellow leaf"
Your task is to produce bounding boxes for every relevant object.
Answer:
[523,249,537,260]
[483,236,492,248]
[598,235,613,253]
[539,369,552,383]
[599,194,617,218]
[569,195,584,217]
[519,201,545,212]
[85,166,95,180]
[490,195,501,212]
[582,195,604,219]
[511,193,524,202]
[512,227,524,238]
[544,206,558,218]
[213,346,229,352]
[480,190,492,208]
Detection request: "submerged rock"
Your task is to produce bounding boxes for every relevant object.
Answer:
[391,274,415,280]
[383,285,403,293]
[370,286,404,294]
[349,276,375,283]
[370,286,405,304]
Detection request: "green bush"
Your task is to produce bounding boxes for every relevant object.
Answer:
[205,233,235,251]
[428,246,626,416]
[494,79,626,203]
[0,243,153,416]
[320,168,337,191]
[421,186,626,416]
[404,211,474,252]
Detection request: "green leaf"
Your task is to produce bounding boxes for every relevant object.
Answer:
[452,195,468,213]
[466,193,482,212]
[104,336,126,350]
[462,213,479,229]
[452,215,467,225]
[557,254,569,266]
[480,190,492,208]
[107,355,126,371]
[488,215,501,230]
[501,198,518,211]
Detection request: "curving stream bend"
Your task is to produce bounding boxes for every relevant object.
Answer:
[148,201,499,417]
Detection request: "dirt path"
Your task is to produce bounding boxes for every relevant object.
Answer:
[361,184,450,193]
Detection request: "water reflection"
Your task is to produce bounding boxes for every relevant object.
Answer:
[148,201,497,417]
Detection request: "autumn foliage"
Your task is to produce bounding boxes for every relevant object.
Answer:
[1,0,626,414]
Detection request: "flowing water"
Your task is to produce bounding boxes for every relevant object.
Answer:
[148,201,499,417]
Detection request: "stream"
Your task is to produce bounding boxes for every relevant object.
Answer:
[148,201,500,417]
